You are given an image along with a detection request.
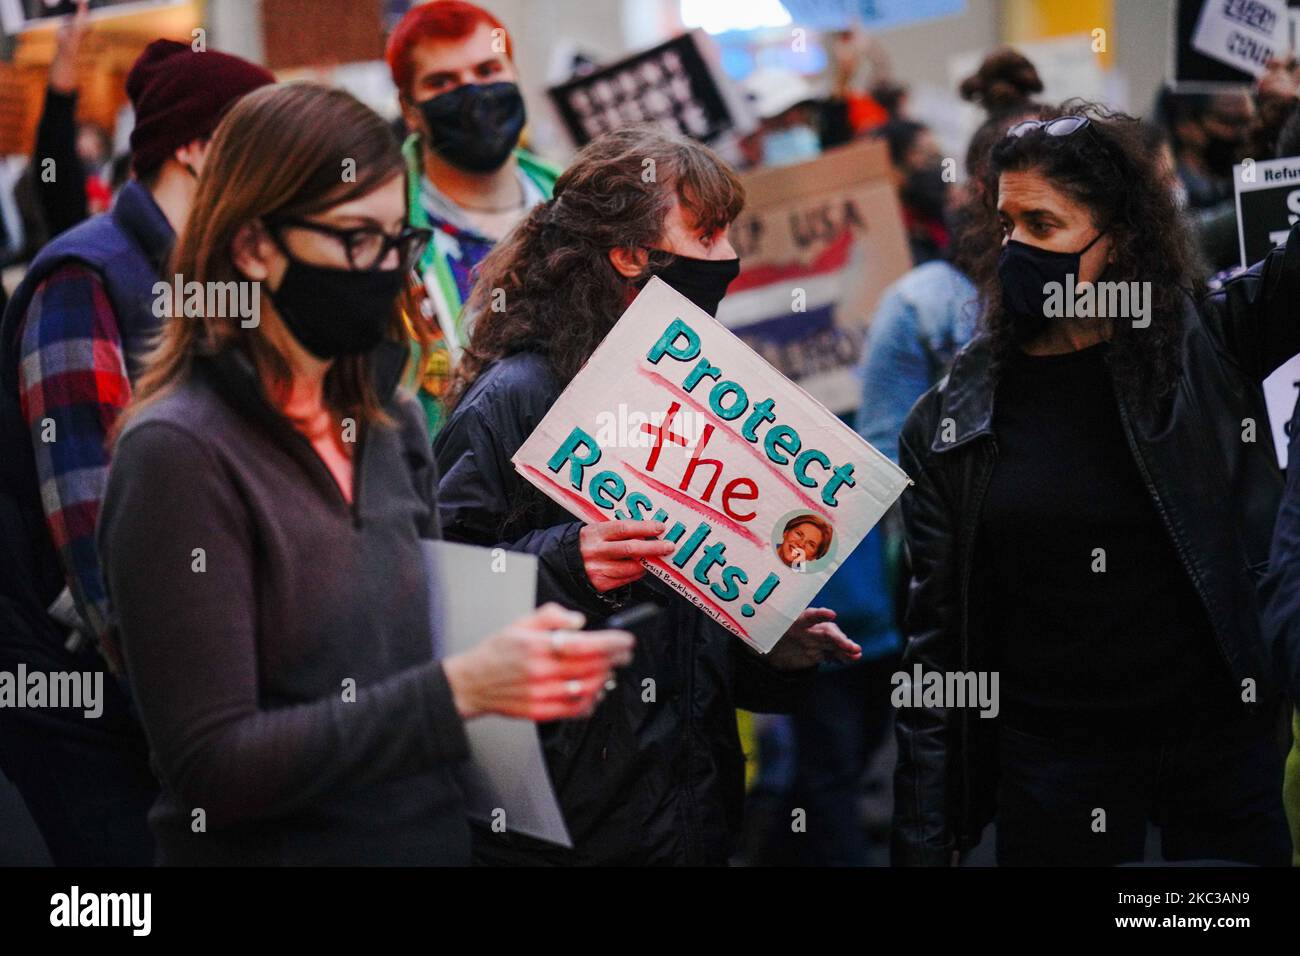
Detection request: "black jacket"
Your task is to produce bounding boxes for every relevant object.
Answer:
[434,349,813,865]
[892,229,1300,867]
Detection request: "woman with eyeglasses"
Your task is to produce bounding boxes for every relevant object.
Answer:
[893,102,1299,867]
[96,83,633,866]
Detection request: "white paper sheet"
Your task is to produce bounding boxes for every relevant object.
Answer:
[422,539,572,848]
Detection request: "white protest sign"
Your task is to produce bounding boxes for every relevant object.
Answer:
[511,278,911,653]
[1191,0,1288,78]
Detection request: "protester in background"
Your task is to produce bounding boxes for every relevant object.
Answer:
[1155,87,1253,273]
[97,83,632,866]
[894,103,1295,867]
[19,0,94,257]
[959,46,1044,119]
[819,27,894,149]
[385,0,560,436]
[873,119,948,265]
[738,68,823,169]
[435,125,859,865]
[0,39,273,867]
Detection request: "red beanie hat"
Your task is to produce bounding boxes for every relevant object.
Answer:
[127,39,275,177]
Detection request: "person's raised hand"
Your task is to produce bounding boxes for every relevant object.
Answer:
[442,602,635,721]
[578,519,676,592]
[50,0,90,94]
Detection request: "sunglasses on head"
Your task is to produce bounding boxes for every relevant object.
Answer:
[1006,115,1091,139]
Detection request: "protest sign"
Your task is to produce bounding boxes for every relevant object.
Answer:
[511,277,911,654]
[0,0,187,33]
[546,30,756,148]
[717,138,912,414]
[1171,0,1259,91]
[1233,155,1300,266]
[1191,0,1288,78]
[778,0,966,32]
[1231,155,1300,467]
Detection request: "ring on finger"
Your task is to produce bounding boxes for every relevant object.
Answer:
[565,679,583,699]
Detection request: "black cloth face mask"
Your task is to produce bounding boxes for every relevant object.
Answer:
[418,81,526,174]
[997,232,1105,336]
[901,164,949,221]
[640,253,741,317]
[266,255,405,360]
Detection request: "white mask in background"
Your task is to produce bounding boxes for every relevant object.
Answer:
[761,125,821,168]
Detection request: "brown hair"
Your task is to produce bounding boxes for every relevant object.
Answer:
[446,124,745,407]
[783,514,832,560]
[115,82,408,442]
[959,47,1044,118]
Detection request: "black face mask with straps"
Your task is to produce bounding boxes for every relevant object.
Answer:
[637,253,741,317]
[418,81,526,174]
[997,231,1106,338]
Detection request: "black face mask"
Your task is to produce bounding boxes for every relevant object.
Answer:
[266,256,406,360]
[901,165,949,221]
[1202,132,1243,180]
[418,81,526,174]
[997,233,1105,337]
[642,254,741,317]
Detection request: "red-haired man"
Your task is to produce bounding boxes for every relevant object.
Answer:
[386,0,559,435]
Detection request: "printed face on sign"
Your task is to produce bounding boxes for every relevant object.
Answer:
[776,516,831,570]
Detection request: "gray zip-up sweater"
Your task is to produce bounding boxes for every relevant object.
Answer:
[98,342,470,865]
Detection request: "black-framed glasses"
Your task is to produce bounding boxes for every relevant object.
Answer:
[1006,115,1091,140]
[265,217,433,272]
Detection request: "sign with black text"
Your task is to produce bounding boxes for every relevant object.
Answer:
[546,30,755,148]
[1234,155,1300,267]
[0,0,187,33]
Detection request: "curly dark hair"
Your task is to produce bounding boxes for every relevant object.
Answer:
[975,100,1203,404]
[446,125,745,408]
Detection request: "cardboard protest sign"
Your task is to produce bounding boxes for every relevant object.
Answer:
[1233,155,1300,266]
[546,30,756,148]
[0,0,187,33]
[511,278,911,653]
[717,138,912,414]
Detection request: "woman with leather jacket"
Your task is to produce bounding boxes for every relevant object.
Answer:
[893,102,1297,867]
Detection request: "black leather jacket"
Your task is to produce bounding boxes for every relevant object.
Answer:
[892,228,1300,866]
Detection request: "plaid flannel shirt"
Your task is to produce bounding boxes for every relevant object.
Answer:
[17,263,132,657]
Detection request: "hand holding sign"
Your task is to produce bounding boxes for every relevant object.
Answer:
[579,519,677,592]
